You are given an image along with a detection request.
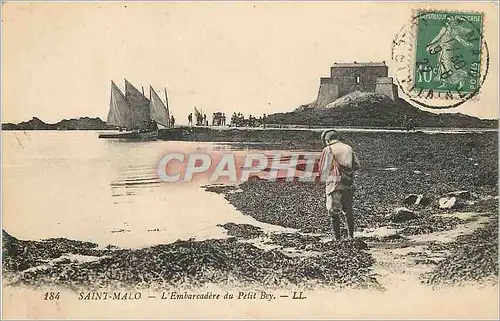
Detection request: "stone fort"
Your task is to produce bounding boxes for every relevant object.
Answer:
[315,61,398,108]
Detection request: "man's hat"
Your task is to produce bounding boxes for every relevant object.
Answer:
[321,129,338,145]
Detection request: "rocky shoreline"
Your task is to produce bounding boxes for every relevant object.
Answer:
[2,131,498,291]
[2,117,114,131]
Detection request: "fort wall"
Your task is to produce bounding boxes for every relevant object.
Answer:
[315,62,397,107]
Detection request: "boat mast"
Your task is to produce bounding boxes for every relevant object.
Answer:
[164,87,171,128]
[164,88,169,109]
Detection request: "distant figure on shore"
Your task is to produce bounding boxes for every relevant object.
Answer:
[170,115,175,128]
[319,130,361,240]
[262,113,267,129]
[402,114,408,130]
[148,119,158,131]
[238,113,244,126]
[203,114,207,126]
[403,116,415,131]
[407,118,416,131]
[222,113,226,126]
[195,111,203,126]
[188,113,193,126]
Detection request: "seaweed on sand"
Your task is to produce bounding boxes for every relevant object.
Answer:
[218,223,264,239]
[422,212,498,286]
[3,231,378,290]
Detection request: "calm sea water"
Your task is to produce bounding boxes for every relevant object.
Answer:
[2,131,295,248]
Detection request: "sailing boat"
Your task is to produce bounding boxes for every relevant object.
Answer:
[99,79,172,140]
[149,85,171,129]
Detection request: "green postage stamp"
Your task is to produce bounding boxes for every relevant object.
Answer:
[413,11,483,96]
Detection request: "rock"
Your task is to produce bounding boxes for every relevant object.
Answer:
[438,191,470,209]
[438,196,464,210]
[446,190,471,200]
[403,194,419,206]
[403,194,431,207]
[417,196,432,207]
[351,239,368,250]
[2,117,114,131]
[386,207,418,222]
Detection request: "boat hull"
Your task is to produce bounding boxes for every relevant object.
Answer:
[98,130,158,140]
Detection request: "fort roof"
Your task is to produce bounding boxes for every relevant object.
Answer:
[332,61,387,67]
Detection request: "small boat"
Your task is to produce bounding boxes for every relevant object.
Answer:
[98,130,159,140]
[99,79,173,140]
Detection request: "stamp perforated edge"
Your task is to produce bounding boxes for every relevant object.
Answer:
[391,8,489,108]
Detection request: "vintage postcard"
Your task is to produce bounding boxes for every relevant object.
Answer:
[2,1,499,319]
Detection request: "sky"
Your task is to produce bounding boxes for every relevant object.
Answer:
[2,1,498,124]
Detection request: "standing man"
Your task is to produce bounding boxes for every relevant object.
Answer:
[170,115,175,128]
[188,113,193,126]
[319,130,360,240]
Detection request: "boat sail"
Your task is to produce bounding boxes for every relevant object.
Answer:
[149,86,171,128]
[107,80,133,129]
[124,79,151,130]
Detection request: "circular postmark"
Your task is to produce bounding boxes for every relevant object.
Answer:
[391,10,489,109]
